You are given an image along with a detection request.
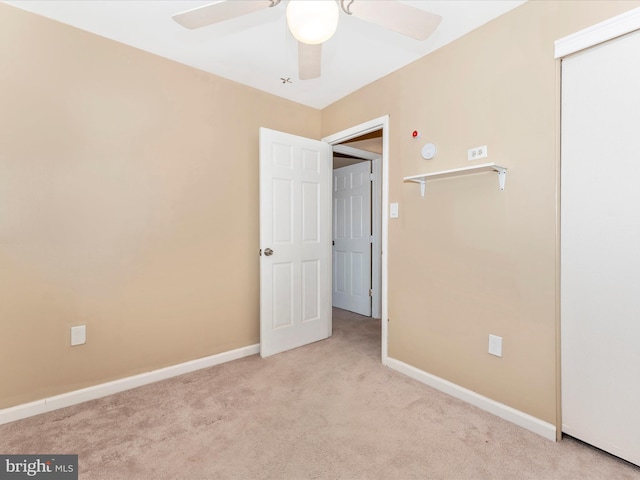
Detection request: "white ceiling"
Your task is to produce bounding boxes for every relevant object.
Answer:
[5,0,527,109]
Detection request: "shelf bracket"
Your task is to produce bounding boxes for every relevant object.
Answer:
[496,167,506,191]
[419,179,425,197]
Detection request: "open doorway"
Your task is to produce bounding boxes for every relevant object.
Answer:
[331,130,382,319]
[322,116,389,364]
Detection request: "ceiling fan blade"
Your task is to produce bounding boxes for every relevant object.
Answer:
[346,0,442,41]
[298,42,322,80]
[172,0,277,30]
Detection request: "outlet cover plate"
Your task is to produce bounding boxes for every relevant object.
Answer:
[488,334,502,357]
[71,325,86,346]
[468,145,488,161]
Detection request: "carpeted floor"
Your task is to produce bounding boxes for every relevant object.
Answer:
[1,308,639,479]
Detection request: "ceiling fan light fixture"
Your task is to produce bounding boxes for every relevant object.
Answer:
[286,0,339,45]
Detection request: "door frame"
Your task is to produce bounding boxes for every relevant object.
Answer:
[323,115,389,365]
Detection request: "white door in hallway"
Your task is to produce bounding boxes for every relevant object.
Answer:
[561,29,640,467]
[332,162,372,316]
[259,127,332,357]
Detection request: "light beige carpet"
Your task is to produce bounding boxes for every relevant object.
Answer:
[1,308,639,480]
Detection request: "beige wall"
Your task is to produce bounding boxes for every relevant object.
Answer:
[322,0,640,426]
[0,3,320,409]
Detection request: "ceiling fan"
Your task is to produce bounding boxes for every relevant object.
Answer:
[172,0,442,80]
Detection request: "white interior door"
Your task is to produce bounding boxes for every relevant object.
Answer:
[332,162,372,316]
[259,127,332,358]
[561,30,640,466]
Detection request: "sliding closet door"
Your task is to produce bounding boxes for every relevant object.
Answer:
[561,30,640,466]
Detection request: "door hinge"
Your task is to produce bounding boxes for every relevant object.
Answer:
[369,289,373,297]
[369,235,374,243]
[370,173,374,181]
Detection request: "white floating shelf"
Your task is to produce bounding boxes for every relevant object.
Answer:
[404,162,507,197]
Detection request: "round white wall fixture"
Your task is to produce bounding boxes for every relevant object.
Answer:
[421,143,437,160]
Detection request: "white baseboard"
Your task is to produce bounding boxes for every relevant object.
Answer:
[0,343,260,426]
[386,357,557,441]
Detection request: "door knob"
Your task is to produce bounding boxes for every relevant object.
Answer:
[264,248,274,256]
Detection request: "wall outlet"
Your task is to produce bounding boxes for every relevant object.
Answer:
[71,325,86,346]
[488,334,502,357]
[468,145,488,161]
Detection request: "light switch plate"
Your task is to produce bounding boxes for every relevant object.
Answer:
[390,203,399,218]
